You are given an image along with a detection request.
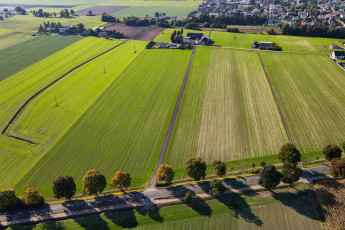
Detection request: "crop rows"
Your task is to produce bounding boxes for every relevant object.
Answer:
[15,49,192,195]
[261,52,345,153]
[166,47,288,168]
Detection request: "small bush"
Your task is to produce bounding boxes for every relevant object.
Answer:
[260,161,266,167]
[252,163,256,168]
[184,191,194,203]
[323,144,342,161]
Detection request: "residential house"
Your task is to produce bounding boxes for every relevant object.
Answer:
[331,50,345,59]
[259,42,272,50]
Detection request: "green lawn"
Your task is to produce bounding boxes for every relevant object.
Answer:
[15,49,192,196]
[20,185,323,230]
[261,51,345,153]
[155,28,343,53]
[0,37,122,189]
[0,31,34,51]
[0,35,83,81]
[165,47,288,170]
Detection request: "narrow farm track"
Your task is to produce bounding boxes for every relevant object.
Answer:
[256,50,295,144]
[147,47,196,189]
[2,41,126,143]
[132,27,149,40]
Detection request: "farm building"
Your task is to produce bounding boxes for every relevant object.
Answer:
[331,51,345,60]
[259,42,272,50]
[251,41,259,48]
[183,33,210,45]
[170,44,178,49]
[157,42,170,48]
[330,43,340,49]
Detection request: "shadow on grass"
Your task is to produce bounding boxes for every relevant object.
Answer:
[271,189,324,221]
[166,186,212,217]
[104,209,138,228]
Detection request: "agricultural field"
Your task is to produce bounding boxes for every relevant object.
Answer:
[112,6,196,17]
[0,31,33,51]
[14,49,192,196]
[154,28,343,53]
[0,37,121,189]
[135,27,166,41]
[75,6,129,15]
[20,185,323,230]
[260,52,345,153]
[106,24,145,39]
[0,35,83,81]
[165,47,288,169]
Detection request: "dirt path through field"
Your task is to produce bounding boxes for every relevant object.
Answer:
[147,47,196,190]
[2,42,126,144]
[256,50,295,144]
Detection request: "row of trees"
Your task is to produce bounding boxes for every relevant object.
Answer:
[280,23,345,39]
[101,14,118,23]
[33,9,75,18]
[170,29,184,43]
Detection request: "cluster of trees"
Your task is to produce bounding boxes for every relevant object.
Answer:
[324,143,345,179]
[33,9,74,18]
[0,185,44,211]
[279,23,345,39]
[33,9,52,18]
[14,6,26,15]
[227,28,240,33]
[38,21,63,33]
[59,9,75,18]
[122,16,170,28]
[170,29,184,43]
[101,14,118,23]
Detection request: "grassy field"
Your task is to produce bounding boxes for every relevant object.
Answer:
[20,185,323,229]
[112,6,196,17]
[154,28,343,53]
[14,49,192,196]
[0,31,33,50]
[165,47,288,169]
[0,14,103,33]
[0,35,83,81]
[0,37,122,189]
[261,52,345,153]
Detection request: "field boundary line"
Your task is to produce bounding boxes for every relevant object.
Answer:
[147,47,196,190]
[2,41,126,143]
[255,50,295,145]
[132,26,149,40]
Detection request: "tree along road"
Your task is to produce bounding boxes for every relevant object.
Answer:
[0,165,329,225]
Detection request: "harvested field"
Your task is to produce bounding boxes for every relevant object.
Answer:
[165,47,288,168]
[106,24,145,39]
[75,6,129,15]
[261,52,345,153]
[135,27,166,41]
[314,180,345,230]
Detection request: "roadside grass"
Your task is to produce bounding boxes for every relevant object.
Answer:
[112,6,197,17]
[165,47,288,169]
[0,35,83,81]
[260,51,345,154]
[0,37,122,189]
[15,49,192,196]
[20,184,323,230]
[154,28,342,53]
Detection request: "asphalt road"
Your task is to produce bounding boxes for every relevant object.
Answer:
[0,165,329,222]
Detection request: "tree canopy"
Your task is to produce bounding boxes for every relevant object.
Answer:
[209,179,227,197]
[323,144,342,161]
[281,162,302,186]
[278,143,301,164]
[258,165,282,190]
[157,164,175,184]
[52,176,76,200]
[21,185,44,206]
[0,189,20,211]
[110,171,131,190]
[186,158,207,181]
[330,158,345,179]
[81,170,107,196]
[212,160,227,177]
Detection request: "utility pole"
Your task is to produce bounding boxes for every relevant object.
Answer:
[134,45,136,53]
[103,64,106,74]
[54,96,58,107]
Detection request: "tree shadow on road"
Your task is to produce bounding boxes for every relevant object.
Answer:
[128,192,163,223]
[166,186,212,217]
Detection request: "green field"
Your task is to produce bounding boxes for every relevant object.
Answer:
[0,31,33,51]
[165,47,288,169]
[14,49,192,195]
[154,28,343,53]
[20,185,323,230]
[112,6,196,17]
[0,35,83,81]
[260,52,345,153]
[0,37,122,189]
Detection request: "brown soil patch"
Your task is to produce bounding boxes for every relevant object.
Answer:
[106,24,145,39]
[135,27,166,41]
[314,180,345,230]
[76,6,128,15]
